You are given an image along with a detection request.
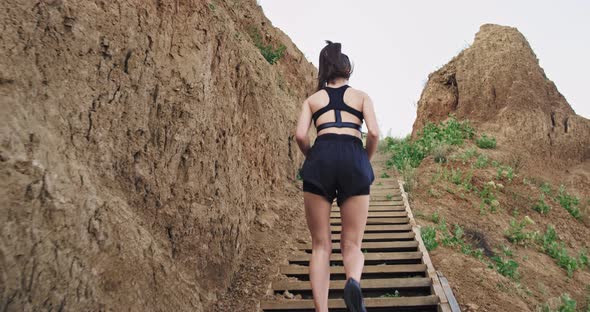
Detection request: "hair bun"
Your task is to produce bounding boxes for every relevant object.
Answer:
[323,40,342,61]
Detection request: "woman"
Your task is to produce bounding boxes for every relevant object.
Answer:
[295,40,379,312]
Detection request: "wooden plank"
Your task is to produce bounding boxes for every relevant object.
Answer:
[437,271,461,312]
[331,232,415,241]
[272,277,431,291]
[279,263,427,275]
[295,241,419,251]
[331,217,410,225]
[368,202,404,206]
[330,211,408,218]
[260,295,439,310]
[289,251,423,262]
[331,206,407,212]
[330,224,412,232]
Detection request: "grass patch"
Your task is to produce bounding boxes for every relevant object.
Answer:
[384,115,474,170]
[247,26,286,64]
[432,143,451,163]
[381,290,400,297]
[476,133,497,149]
[490,255,519,280]
[538,225,582,277]
[473,154,489,169]
[504,216,537,246]
[533,194,551,215]
[556,185,581,220]
[421,226,438,251]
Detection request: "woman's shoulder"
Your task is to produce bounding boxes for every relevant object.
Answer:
[346,86,369,98]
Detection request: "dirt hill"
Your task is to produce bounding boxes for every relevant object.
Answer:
[0,0,315,310]
[403,24,590,311]
[413,24,590,170]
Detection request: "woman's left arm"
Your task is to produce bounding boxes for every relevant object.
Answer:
[295,99,312,156]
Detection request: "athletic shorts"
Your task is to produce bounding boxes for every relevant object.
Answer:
[298,133,375,206]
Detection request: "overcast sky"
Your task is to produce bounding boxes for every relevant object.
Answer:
[259,0,590,138]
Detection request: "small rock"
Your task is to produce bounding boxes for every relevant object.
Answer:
[464,303,479,311]
[490,199,500,207]
[283,290,295,299]
[296,238,308,244]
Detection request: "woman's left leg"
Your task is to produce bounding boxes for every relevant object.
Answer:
[304,191,333,312]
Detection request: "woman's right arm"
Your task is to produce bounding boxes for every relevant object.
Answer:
[295,98,313,157]
[362,92,379,161]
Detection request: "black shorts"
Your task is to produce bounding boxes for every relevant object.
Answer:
[299,133,375,206]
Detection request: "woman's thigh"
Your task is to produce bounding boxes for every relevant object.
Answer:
[339,195,369,246]
[303,192,333,245]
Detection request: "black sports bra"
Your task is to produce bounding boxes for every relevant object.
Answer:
[311,85,364,132]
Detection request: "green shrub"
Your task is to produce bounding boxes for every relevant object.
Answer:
[432,143,451,163]
[539,225,579,277]
[455,147,478,164]
[505,216,538,246]
[490,255,519,279]
[400,159,417,193]
[533,194,551,215]
[496,165,514,182]
[478,182,499,212]
[540,182,553,196]
[476,133,497,149]
[381,172,390,178]
[556,185,581,220]
[431,210,440,224]
[474,154,489,168]
[247,26,286,64]
[421,226,438,251]
[386,116,474,170]
[557,293,577,312]
[451,168,463,185]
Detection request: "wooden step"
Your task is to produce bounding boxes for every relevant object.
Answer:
[331,224,412,232]
[279,263,427,275]
[271,277,431,292]
[296,241,418,251]
[368,202,404,207]
[369,196,404,205]
[370,190,401,195]
[330,232,415,241]
[330,211,407,218]
[261,295,439,310]
[289,251,423,263]
[331,206,406,212]
[330,217,410,225]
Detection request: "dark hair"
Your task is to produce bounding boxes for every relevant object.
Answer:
[317,40,353,91]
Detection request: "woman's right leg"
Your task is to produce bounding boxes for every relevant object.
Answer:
[304,191,333,312]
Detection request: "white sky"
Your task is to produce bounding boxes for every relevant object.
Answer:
[259,0,590,138]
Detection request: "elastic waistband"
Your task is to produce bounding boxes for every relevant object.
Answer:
[315,133,363,145]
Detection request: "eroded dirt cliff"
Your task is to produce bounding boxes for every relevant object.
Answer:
[413,24,590,169]
[0,0,315,310]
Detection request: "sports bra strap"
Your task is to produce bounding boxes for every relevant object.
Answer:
[312,85,364,132]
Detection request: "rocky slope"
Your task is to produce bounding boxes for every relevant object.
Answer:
[0,0,315,310]
[413,24,590,169]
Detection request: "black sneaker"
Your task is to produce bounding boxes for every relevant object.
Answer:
[343,277,367,312]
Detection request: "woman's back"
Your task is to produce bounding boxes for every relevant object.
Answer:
[307,84,368,138]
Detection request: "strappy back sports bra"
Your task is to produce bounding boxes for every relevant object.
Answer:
[311,85,364,132]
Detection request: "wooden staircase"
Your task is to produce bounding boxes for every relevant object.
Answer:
[260,156,458,312]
